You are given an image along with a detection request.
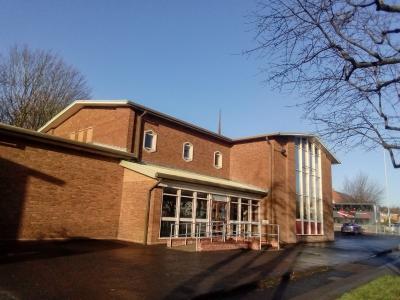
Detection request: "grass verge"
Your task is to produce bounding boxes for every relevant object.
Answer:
[338,275,400,300]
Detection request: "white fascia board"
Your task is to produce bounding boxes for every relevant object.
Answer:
[120,161,268,195]
[38,100,130,132]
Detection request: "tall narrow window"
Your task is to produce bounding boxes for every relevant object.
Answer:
[182,142,193,161]
[295,137,324,235]
[214,151,222,169]
[143,130,157,152]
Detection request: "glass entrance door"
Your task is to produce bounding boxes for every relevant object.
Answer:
[210,194,228,236]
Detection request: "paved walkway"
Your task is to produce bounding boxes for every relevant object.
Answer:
[0,234,399,299]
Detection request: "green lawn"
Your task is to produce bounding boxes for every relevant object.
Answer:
[338,275,400,300]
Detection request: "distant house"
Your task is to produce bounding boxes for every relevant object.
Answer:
[332,190,378,226]
[0,100,339,248]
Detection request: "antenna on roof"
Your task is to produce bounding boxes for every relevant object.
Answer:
[218,109,222,135]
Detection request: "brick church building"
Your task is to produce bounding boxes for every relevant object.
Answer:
[0,100,339,247]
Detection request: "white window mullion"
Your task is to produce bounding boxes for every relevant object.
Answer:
[318,149,324,235]
[305,140,311,234]
[238,198,242,235]
[176,189,181,236]
[192,191,197,236]
[298,138,304,235]
[312,143,317,234]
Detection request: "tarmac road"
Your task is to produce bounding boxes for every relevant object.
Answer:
[0,233,399,300]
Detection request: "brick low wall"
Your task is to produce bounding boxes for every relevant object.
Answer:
[0,134,124,240]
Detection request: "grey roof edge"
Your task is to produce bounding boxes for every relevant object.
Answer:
[37,100,339,164]
[38,100,232,143]
[0,122,137,160]
[234,132,340,164]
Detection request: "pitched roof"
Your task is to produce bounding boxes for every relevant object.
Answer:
[38,99,340,163]
[0,123,137,160]
[332,190,350,203]
[120,160,268,196]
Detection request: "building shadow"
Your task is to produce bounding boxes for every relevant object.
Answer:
[0,154,65,240]
[0,238,130,265]
[164,243,304,300]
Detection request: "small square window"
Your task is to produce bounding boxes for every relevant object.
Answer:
[182,142,193,161]
[213,151,222,169]
[143,130,157,152]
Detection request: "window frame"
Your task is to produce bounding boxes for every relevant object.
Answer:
[182,142,194,162]
[143,130,157,152]
[295,137,324,236]
[159,186,261,239]
[213,151,223,169]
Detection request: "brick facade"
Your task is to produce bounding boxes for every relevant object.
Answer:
[141,116,231,179]
[1,100,338,246]
[0,133,124,240]
[49,106,134,151]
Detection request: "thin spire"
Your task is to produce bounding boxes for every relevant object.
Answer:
[218,109,222,135]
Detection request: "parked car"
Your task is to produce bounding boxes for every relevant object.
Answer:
[341,223,363,235]
[388,223,400,233]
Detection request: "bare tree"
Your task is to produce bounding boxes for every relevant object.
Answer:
[0,45,90,130]
[249,0,400,168]
[342,172,384,204]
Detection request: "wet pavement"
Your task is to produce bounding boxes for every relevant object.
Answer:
[0,234,399,300]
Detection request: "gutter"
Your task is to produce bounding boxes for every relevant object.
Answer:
[143,179,162,245]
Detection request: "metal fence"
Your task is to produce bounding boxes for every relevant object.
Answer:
[168,221,280,251]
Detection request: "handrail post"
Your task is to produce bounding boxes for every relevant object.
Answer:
[169,223,174,248]
[211,222,213,243]
[223,223,226,242]
[236,225,238,242]
[259,222,262,251]
[185,223,188,245]
[277,224,280,250]
[195,223,198,251]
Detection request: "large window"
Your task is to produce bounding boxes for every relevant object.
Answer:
[159,187,261,238]
[295,137,323,235]
[143,130,157,152]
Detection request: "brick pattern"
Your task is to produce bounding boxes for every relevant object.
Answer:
[321,151,334,241]
[141,116,231,179]
[5,103,333,243]
[0,134,124,240]
[229,140,271,188]
[118,169,158,243]
[49,106,134,150]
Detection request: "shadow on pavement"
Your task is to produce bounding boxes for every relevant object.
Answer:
[0,238,129,265]
[165,243,304,300]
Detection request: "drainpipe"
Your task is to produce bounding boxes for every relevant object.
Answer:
[144,179,162,245]
[266,137,274,224]
[133,111,147,159]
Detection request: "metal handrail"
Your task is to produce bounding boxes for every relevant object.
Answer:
[168,221,280,251]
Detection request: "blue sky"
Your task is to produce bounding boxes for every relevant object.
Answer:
[1,0,398,206]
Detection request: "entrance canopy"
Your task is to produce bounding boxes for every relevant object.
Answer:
[120,160,268,196]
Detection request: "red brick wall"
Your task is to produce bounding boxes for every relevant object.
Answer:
[230,140,270,188]
[118,169,158,243]
[321,151,334,241]
[140,116,231,179]
[0,134,124,240]
[49,106,134,151]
